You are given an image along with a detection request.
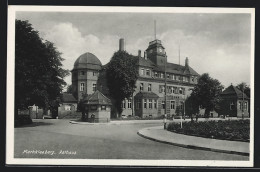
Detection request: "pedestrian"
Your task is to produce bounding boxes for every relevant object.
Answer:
[191,114,193,122]
[195,113,198,122]
[163,114,167,130]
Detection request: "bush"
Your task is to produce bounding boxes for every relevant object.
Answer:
[167,119,250,142]
[15,115,33,127]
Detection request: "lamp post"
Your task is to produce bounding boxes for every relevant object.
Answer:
[164,52,167,129]
[242,84,245,120]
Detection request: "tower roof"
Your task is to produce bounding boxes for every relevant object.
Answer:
[73,52,102,71]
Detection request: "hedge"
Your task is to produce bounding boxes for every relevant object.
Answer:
[167,120,250,142]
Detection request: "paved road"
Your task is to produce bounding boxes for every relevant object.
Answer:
[14,119,248,160]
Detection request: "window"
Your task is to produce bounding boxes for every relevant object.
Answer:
[239,102,242,110]
[230,102,235,110]
[128,99,132,109]
[244,102,248,111]
[171,87,175,94]
[144,99,147,109]
[167,74,170,79]
[80,71,85,75]
[170,101,175,109]
[93,71,98,76]
[140,68,144,75]
[154,100,157,109]
[101,105,106,110]
[140,83,144,91]
[179,88,183,94]
[149,99,152,109]
[146,69,150,76]
[80,83,85,91]
[162,101,165,109]
[180,103,183,110]
[191,76,194,82]
[148,84,152,91]
[160,73,164,78]
[172,74,175,80]
[159,85,165,93]
[64,105,71,111]
[136,99,141,109]
[122,100,126,109]
[93,83,97,91]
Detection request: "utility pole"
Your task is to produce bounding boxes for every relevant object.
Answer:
[164,52,167,118]
[178,43,183,128]
[154,20,157,40]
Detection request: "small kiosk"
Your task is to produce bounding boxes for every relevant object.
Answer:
[84,90,112,123]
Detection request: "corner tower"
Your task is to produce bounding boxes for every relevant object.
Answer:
[146,39,166,67]
[71,52,102,101]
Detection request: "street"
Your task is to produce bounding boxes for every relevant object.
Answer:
[14,119,248,160]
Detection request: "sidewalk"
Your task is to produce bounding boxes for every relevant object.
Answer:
[69,117,239,125]
[137,126,249,156]
[69,119,164,125]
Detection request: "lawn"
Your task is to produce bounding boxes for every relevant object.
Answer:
[167,119,250,142]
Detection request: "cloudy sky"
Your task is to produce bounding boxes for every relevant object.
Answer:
[16,10,252,89]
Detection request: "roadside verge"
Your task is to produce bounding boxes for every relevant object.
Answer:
[137,126,249,156]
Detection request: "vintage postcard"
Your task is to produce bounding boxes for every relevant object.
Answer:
[6,6,255,167]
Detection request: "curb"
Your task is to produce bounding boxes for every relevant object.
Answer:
[69,120,163,125]
[137,130,249,157]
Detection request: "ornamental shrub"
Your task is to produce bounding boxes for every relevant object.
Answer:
[167,119,250,142]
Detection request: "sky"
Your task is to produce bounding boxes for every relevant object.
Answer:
[16,11,252,90]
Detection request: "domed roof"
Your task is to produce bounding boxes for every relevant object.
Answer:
[73,52,102,70]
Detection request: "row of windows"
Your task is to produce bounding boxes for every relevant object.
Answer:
[161,101,183,110]
[139,68,197,82]
[80,83,97,92]
[80,71,98,76]
[135,99,183,110]
[137,99,157,109]
[140,83,152,91]
[159,85,185,94]
[230,101,248,111]
[122,99,132,109]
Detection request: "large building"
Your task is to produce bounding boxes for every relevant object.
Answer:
[71,38,199,118]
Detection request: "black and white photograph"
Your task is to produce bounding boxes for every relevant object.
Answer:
[6,6,254,167]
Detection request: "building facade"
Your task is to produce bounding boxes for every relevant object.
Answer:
[219,84,249,118]
[71,38,200,118]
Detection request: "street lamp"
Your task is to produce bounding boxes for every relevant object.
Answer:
[163,52,167,129]
[242,84,245,120]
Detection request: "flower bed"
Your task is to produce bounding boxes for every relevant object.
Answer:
[167,120,250,142]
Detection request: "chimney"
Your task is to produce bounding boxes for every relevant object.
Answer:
[119,38,125,51]
[138,50,141,57]
[144,51,147,60]
[185,57,189,67]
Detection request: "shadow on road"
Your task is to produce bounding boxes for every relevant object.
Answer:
[15,122,54,128]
